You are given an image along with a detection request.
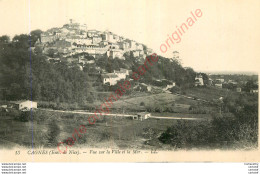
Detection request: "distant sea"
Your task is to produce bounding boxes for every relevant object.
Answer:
[198,71,258,75]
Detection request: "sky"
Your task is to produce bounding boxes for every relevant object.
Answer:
[0,0,259,72]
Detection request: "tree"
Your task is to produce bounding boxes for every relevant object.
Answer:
[243,80,258,92]
[46,48,56,57]
[0,35,10,43]
[200,73,209,86]
[12,34,30,48]
[30,29,43,45]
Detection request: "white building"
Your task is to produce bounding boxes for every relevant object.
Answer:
[126,40,136,50]
[165,82,176,90]
[107,49,124,59]
[132,112,151,121]
[102,32,117,43]
[10,100,37,111]
[101,74,120,86]
[114,68,129,79]
[195,74,204,86]
[101,68,129,86]
[132,50,140,57]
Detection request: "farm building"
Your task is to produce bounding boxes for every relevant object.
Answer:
[132,112,151,121]
[9,100,37,111]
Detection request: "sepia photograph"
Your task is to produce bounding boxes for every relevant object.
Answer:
[0,0,259,162]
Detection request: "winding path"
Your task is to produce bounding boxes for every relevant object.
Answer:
[38,108,205,120]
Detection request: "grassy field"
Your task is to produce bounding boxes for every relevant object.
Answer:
[0,109,210,150]
[0,87,239,150]
[183,86,238,101]
[111,92,198,113]
[0,114,55,149]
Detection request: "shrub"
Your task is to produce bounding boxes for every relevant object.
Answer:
[100,132,111,141]
[155,106,165,113]
[159,112,258,150]
[169,86,180,93]
[165,107,174,113]
[140,102,145,106]
[159,121,213,149]
[145,105,155,112]
[47,120,60,146]
[19,111,31,122]
[8,109,21,118]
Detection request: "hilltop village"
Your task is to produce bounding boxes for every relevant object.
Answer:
[38,19,153,57]
[31,19,259,93]
[32,19,155,86]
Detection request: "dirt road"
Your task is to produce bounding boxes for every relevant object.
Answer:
[38,108,205,120]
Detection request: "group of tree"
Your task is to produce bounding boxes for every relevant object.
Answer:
[0,33,93,104]
[159,93,258,149]
[94,53,197,88]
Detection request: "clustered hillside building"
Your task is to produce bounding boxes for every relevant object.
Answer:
[206,76,258,94]
[36,19,153,60]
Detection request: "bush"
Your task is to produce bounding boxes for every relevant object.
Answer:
[159,121,213,149]
[19,111,31,122]
[7,109,20,118]
[159,112,258,149]
[140,102,145,106]
[165,107,174,113]
[100,132,111,141]
[155,106,165,113]
[169,86,180,94]
[145,105,155,112]
[47,120,60,146]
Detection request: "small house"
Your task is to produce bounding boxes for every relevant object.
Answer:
[195,74,204,86]
[101,74,119,86]
[132,112,151,121]
[10,100,37,111]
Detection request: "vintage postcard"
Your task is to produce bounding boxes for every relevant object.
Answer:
[0,0,259,162]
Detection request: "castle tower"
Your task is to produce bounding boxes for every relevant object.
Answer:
[70,19,74,24]
[171,51,182,64]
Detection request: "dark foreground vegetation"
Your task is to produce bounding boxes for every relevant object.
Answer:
[159,93,258,150]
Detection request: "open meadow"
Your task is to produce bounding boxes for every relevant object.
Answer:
[0,109,211,150]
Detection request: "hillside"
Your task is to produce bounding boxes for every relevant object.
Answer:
[0,22,197,106]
